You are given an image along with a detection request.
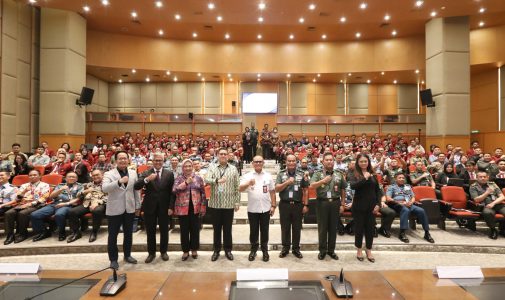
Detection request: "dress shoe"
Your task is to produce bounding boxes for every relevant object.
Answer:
[124,256,137,264]
[338,228,345,236]
[161,252,169,261]
[248,251,257,261]
[423,232,435,243]
[373,227,379,238]
[14,234,27,243]
[225,251,234,261]
[58,232,67,241]
[356,255,364,262]
[378,227,391,238]
[89,231,97,243]
[317,252,326,260]
[33,231,51,242]
[292,250,303,259]
[67,231,82,243]
[399,232,409,243]
[145,254,156,263]
[4,234,14,245]
[279,249,289,258]
[211,251,220,261]
[110,261,119,270]
[366,256,376,263]
[191,252,198,259]
[327,252,339,260]
[262,251,270,262]
[181,253,189,261]
[489,228,499,240]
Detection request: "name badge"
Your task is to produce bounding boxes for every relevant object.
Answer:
[405,186,411,191]
[289,191,294,198]
[294,185,299,192]
[327,191,332,199]
[218,185,224,193]
[263,185,267,193]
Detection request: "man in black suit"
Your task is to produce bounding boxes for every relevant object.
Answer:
[134,152,175,263]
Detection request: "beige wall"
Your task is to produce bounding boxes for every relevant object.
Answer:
[85,74,108,112]
[0,0,38,153]
[470,69,498,133]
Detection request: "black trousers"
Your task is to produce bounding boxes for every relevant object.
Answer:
[4,207,37,236]
[107,212,134,262]
[482,204,505,229]
[68,204,105,233]
[244,144,252,163]
[210,207,234,252]
[179,200,200,252]
[262,144,272,159]
[379,206,396,231]
[145,204,170,255]
[316,199,339,253]
[353,209,375,250]
[248,211,270,252]
[279,201,303,251]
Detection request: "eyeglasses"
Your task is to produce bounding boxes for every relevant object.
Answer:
[253,161,264,164]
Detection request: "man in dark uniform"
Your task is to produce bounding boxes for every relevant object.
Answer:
[310,152,347,260]
[275,154,309,258]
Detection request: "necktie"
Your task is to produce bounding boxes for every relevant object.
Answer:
[470,172,475,180]
[155,170,161,184]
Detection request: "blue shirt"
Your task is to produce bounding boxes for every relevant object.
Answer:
[52,183,83,203]
[0,183,17,204]
[386,183,414,202]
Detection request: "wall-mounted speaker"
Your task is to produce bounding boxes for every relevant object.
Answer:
[420,89,435,107]
[232,101,236,107]
[76,87,94,107]
[188,112,194,119]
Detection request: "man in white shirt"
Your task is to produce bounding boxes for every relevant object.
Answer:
[131,148,146,166]
[27,146,50,167]
[239,155,276,262]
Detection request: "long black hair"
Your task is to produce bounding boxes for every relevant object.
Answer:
[353,153,374,179]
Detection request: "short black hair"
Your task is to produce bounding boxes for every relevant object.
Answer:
[12,143,21,148]
[114,150,129,161]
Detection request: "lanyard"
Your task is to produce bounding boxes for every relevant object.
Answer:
[218,165,228,179]
[30,182,40,196]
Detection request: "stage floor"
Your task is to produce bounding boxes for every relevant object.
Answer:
[2,268,504,299]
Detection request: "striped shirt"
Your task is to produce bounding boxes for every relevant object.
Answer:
[205,163,240,209]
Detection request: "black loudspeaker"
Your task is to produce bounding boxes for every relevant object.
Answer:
[420,89,435,107]
[188,112,194,120]
[76,87,94,106]
[232,101,236,107]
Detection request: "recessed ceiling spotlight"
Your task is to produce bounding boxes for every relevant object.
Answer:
[83,5,90,12]
[166,70,170,75]
[257,78,261,81]
[155,1,163,8]
[229,78,233,81]
[312,78,316,82]
[101,0,109,6]
[479,7,486,14]
[392,30,397,36]
[192,32,198,38]
[479,21,485,27]
[340,16,346,23]
[145,77,151,82]
[317,74,321,77]
[225,33,230,39]
[208,3,215,10]
[348,73,352,76]
[299,17,305,23]
[289,34,294,40]
[258,3,266,10]
[132,69,137,73]
[359,2,367,10]
[257,73,261,77]
[381,71,385,75]
[197,73,202,77]
[158,29,164,36]
[29,0,37,4]
[227,73,232,77]
[258,16,264,22]
[217,15,223,22]
[384,14,390,21]
[118,79,123,83]
[415,69,420,74]
[174,14,181,20]
[415,1,424,8]
[430,11,437,17]
[355,32,361,38]
[393,80,398,84]
[287,74,291,78]
[201,77,205,81]
[340,80,343,83]
[366,79,371,84]
[257,34,262,39]
[309,4,316,10]
[173,77,178,82]
[131,11,138,18]
[321,34,327,39]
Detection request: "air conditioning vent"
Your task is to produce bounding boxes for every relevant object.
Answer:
[204,25,213,30]
[131,19,141,25]
[307,26,316,31]
[380,22,390,28]
[121,74,128,77]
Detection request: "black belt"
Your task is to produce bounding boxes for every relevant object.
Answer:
[317,197,341,202]
[280,200,301,204]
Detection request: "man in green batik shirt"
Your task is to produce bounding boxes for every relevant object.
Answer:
[205,148,240,262]
[310,152,347,261]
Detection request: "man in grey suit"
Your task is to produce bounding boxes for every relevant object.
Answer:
[103,151,141,270]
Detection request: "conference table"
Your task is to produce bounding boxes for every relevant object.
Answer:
[1,268,504,299]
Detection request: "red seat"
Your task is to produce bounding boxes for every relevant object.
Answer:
[441,186,480,220]
[412,186,436,201]
[12,175,30,186]
[33,165,46,176]
[137,165,150,174]
[41,174,63,187]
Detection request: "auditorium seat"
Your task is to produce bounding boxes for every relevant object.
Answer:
[412,186,436,201]
[33,165,46,176]
[137,165,149,174]
[440,186,479,230]
[41,174,63,187]
[12,175,29,186]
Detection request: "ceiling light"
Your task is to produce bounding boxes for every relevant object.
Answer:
[393,80,398,84]
[101,0,109,6]
[289,34,294,40]
[192,32,198,38]
[257,73,261,77]
[258,3,266,10]
[381,72,385,75]
[174,14,181,20]
[287,74,291,78]
[208,3,215,10]
[355,32,361,38]
[118,79,123,83]
[317,74,321,77]
[479,7,486,14]
[340,80,343,83]
[340,16,346,23]
[225,33,230,39]
[366,79,371,84]
[257,34,262,39]
[132,69,137,73]
[227,73,231,77]
[229,78,233,81]
[392,30,397,36]
[309,4,316,10]
[155,1,163,8]
[479,21,485,27]
[131,11,138,18]
[421,80,425,84]
[321,34,327,39]
[217,15,223,22]
[29,0,37,4]
[430,11,437,17]
[359,2,367,10]
[299,17,305,23]
[158,29,164,36]
[258,16,264,22]
[146,77,150,82]
[348,73,352,76]
[201,78,205,81]
[173,77,178,82]
[415,69,420,74]
[257,78,261,81]
[384,14,390,21]
[312,78,316,82]
[83,5,90,12]
[197,73,201,77]
[415,1,424,8]
[166,70,170,75]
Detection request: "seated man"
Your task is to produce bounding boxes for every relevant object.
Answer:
[27,146,51,168]
[92,153,113,172]
[45,152,70,176]
[4,169,50,243]
[0,153,12,173]
[0,171,18,244]
[131,148,146,166]
[409,161,436,188]
[70,152,90,183]
[31,172,83,242]
[386,173,435,244]
[469,171,505,239]
[67,169,107,243]
[5,143,28,164]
